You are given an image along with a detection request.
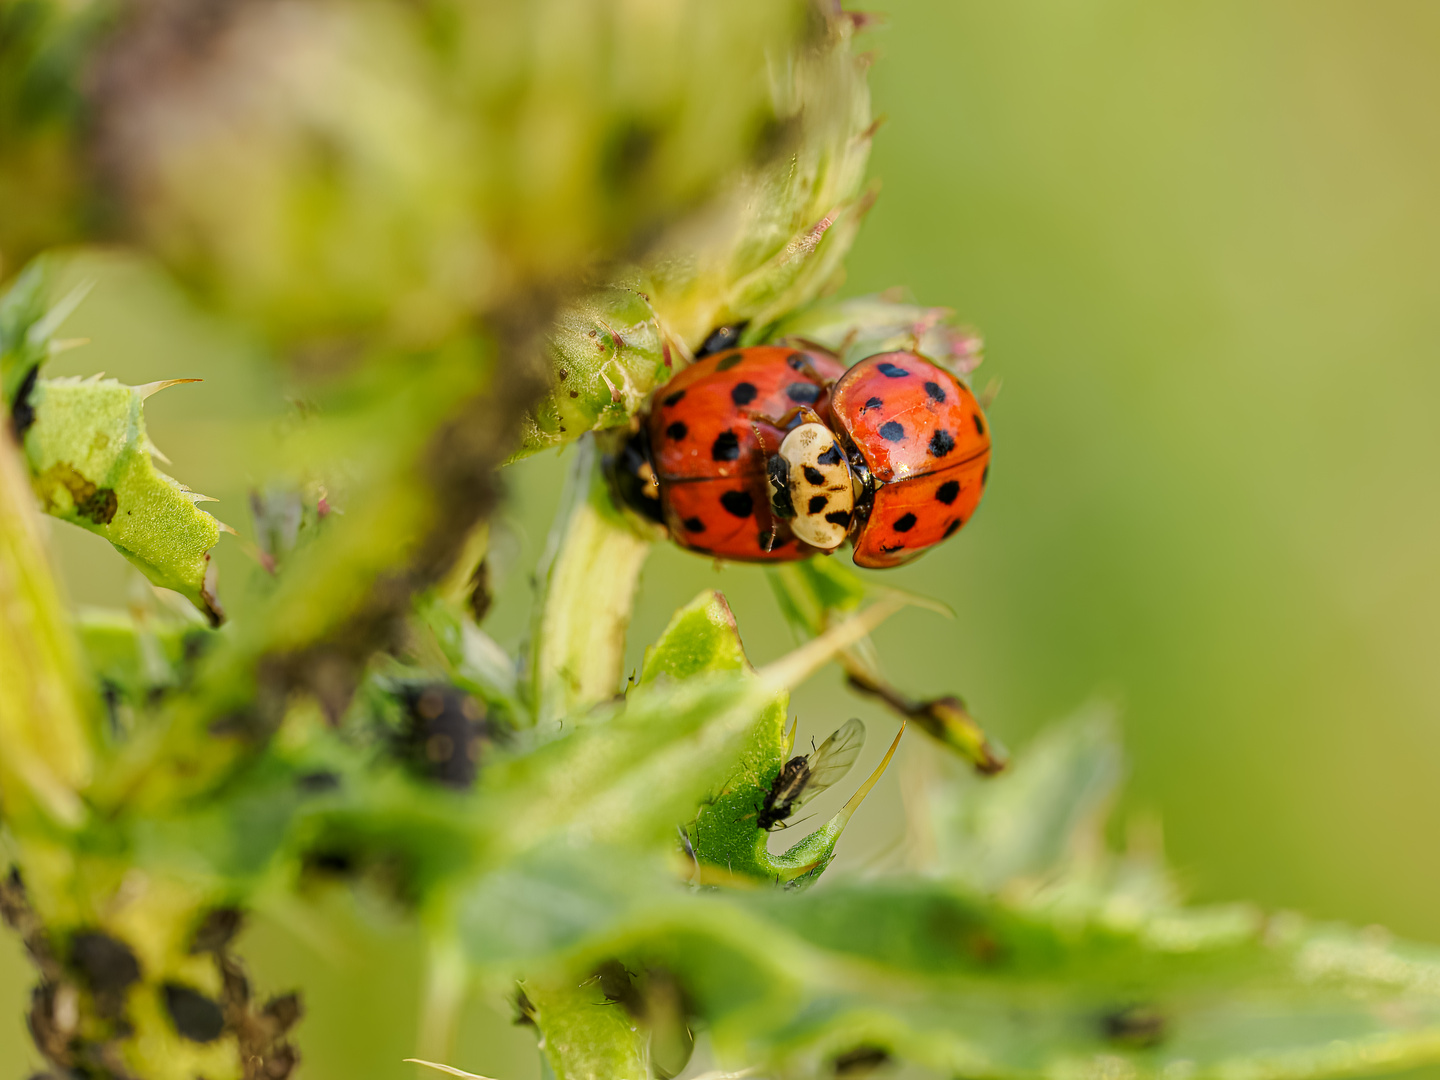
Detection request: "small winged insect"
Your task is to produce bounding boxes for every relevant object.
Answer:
[758,717,866,829]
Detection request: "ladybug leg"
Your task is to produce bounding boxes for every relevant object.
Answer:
[744,405,825,433]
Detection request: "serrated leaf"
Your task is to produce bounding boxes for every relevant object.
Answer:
[23,375,224,623]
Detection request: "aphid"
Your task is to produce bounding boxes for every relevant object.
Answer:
[615,344,990,566]
[758,717,866,829]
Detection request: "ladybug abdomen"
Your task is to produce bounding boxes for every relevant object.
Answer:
[831,352,992,569]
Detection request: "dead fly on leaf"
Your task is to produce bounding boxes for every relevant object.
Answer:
[758,717,866,829]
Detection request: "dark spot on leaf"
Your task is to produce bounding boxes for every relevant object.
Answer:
[1102,1005,1166,1049]
[715,353,743,371]
[296,770,341,794]
[825,509,852,528]
[189,908,243,954]
[663,389,685,407]
[711,430,740,461]
[893,513,917,532]
[807,495,828,514]
[862,396,883,412]
[70,932,141,1000]
[816,443,843,466]
[568,389,579,398]
[666,421,688,441]
[923,380,946,403]
[833,1046,891,1076]
[935,480,960,505]
[877,362,909,378]
[929,429,955,457]
[973,412,986,435]
[878,421,905,442]
[944,518,963,538]
[163,983,225,1043]
[720,490,753,517]
[787,382,820,404]
[601,119,659,192]
[731,382,758,406]
[803,465,826,485]
[682,517,706,533]
[262,992,303,1034]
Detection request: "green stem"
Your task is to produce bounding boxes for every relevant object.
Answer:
[527,436,653,730]
[0,427,93,828]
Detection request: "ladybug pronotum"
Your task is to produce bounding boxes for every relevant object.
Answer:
[614,344,990,568]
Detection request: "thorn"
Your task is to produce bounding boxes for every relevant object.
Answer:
[135,378,202,400]
[215,520,238,536]
[403,1061,501,1080]
[27,278,94,345]
[47,337,90,356]
[830,722,905,831]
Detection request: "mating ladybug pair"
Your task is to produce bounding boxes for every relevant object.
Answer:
[614,340,991,568]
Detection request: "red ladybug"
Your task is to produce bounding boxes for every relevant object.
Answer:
[614,344,990,568]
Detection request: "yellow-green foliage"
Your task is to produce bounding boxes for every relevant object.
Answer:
[24,376,223,623]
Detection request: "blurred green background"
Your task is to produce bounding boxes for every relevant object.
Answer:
[6,1,1440,1076]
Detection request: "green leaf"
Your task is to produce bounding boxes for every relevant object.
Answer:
[641,589,889,889]
[23,375,224,623]
[455,843,1440,1080]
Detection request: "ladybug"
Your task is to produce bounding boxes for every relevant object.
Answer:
[613,343,991,568]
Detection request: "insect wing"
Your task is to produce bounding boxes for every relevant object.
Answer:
[793,717,866,811]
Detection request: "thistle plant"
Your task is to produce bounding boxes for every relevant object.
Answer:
[5,3,1440,1080]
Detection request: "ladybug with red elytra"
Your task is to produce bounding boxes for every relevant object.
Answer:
[612,323,991,568]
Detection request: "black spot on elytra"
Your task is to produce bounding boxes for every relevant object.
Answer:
[935,480,960,505]
[982,464,990,485]
[787,382,821,404]
[808,495,829,514]
[715,353,743,371]
[682,516,706,533]
[862,396,883,412]
[880,542,905,554]
[878,421,905,442]
[877,362,909,378]
[163,983,225,1043]
[816,443,843,466]
[893,513,917,533]
[666,421,688,441]
[973,412,986,435]
[944,518,963,538]
[663,389,685,407]
[825,509,852,528]
[929,429,955,457]
[720,490,753,517]
[803,465,826,485]
[731,381,758,406]
[787,353,808,371]
[923,380,946,403]
[711,430,740,461]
